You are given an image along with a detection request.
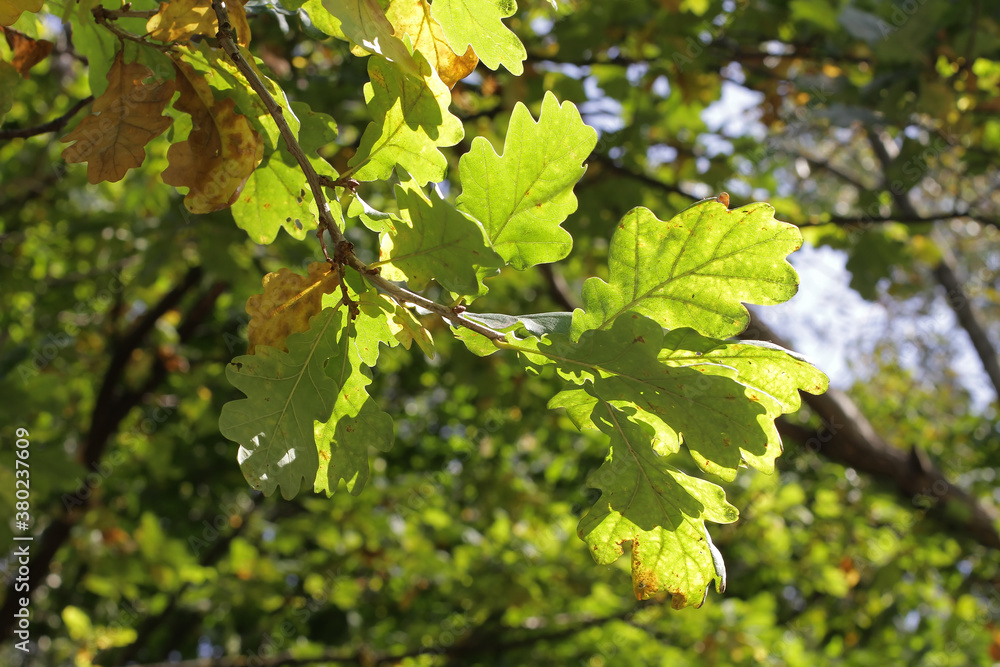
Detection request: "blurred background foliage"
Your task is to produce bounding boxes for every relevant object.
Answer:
[3,0,1000,664]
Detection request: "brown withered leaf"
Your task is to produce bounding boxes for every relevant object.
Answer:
[60,50,174,184]
[0,0,43,27]
[162,58,263,213]
[147,0,251,47]
[3,27,53,78]
[386,0,478,88]
[246,262,342,354]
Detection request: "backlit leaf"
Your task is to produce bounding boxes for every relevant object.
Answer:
[321,0,420,77]
[458,91,596,269]
[579,401,736,606]
[515,314,782,482]
[377,183,503,297]
[659,329,829,413]
[349,53,463,185]
[386,0,478,88]
[572,201,802,340]
[147,0,252,47]
[246,262,342,354]
[0,0,42,27]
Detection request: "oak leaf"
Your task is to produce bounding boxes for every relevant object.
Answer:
[61,50,175,184]
[147,0,252,47]
[4,27,53,78]
[161,58,264,214]
[246,262,342,354]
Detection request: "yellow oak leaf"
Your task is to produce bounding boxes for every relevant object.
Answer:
[162,58,264,213]
[0,0,43,27]
[385,0,477,88]
[4,27,53,78]
[147,0,252,47]
[60,50,175,184]
[246,262,342,354]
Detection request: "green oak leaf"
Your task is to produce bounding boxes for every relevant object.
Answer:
[659,329,829,413]
[458,91,597,269]
[320,0,420,77]
[348,54,464,185]
[299,0,347,39]
[291,101,339,154]
[515,314,781,482]
[547,389,599,432]
[579,401,736,606]
[377,183,503,297]
[430,0,526,75]
[220,307,346,500]
[572,201,802,340]
[231,151,312,244]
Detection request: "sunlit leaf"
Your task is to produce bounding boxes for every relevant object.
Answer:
[377,182,503,297]
[386,0,478,88]
[246,262,342,354]
[348,53,463,185]
[458,91,596,269]
[573,201,802,340]
[161,58,264,213]
[579,401,736,606]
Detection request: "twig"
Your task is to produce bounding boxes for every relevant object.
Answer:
[344,255,507,341]
[0,96,94,140]
[211,0,345,260]
[101,7,159,19]
[92,6,173,52]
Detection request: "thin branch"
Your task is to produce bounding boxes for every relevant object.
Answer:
[587,153,700,200]
[798,153,873,192]
[92,6,173,52]
[933,255,1000,397]
[101,7,158,19]
[0,96,94,140]
[210,0,345,259]
[344,255,508,341]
